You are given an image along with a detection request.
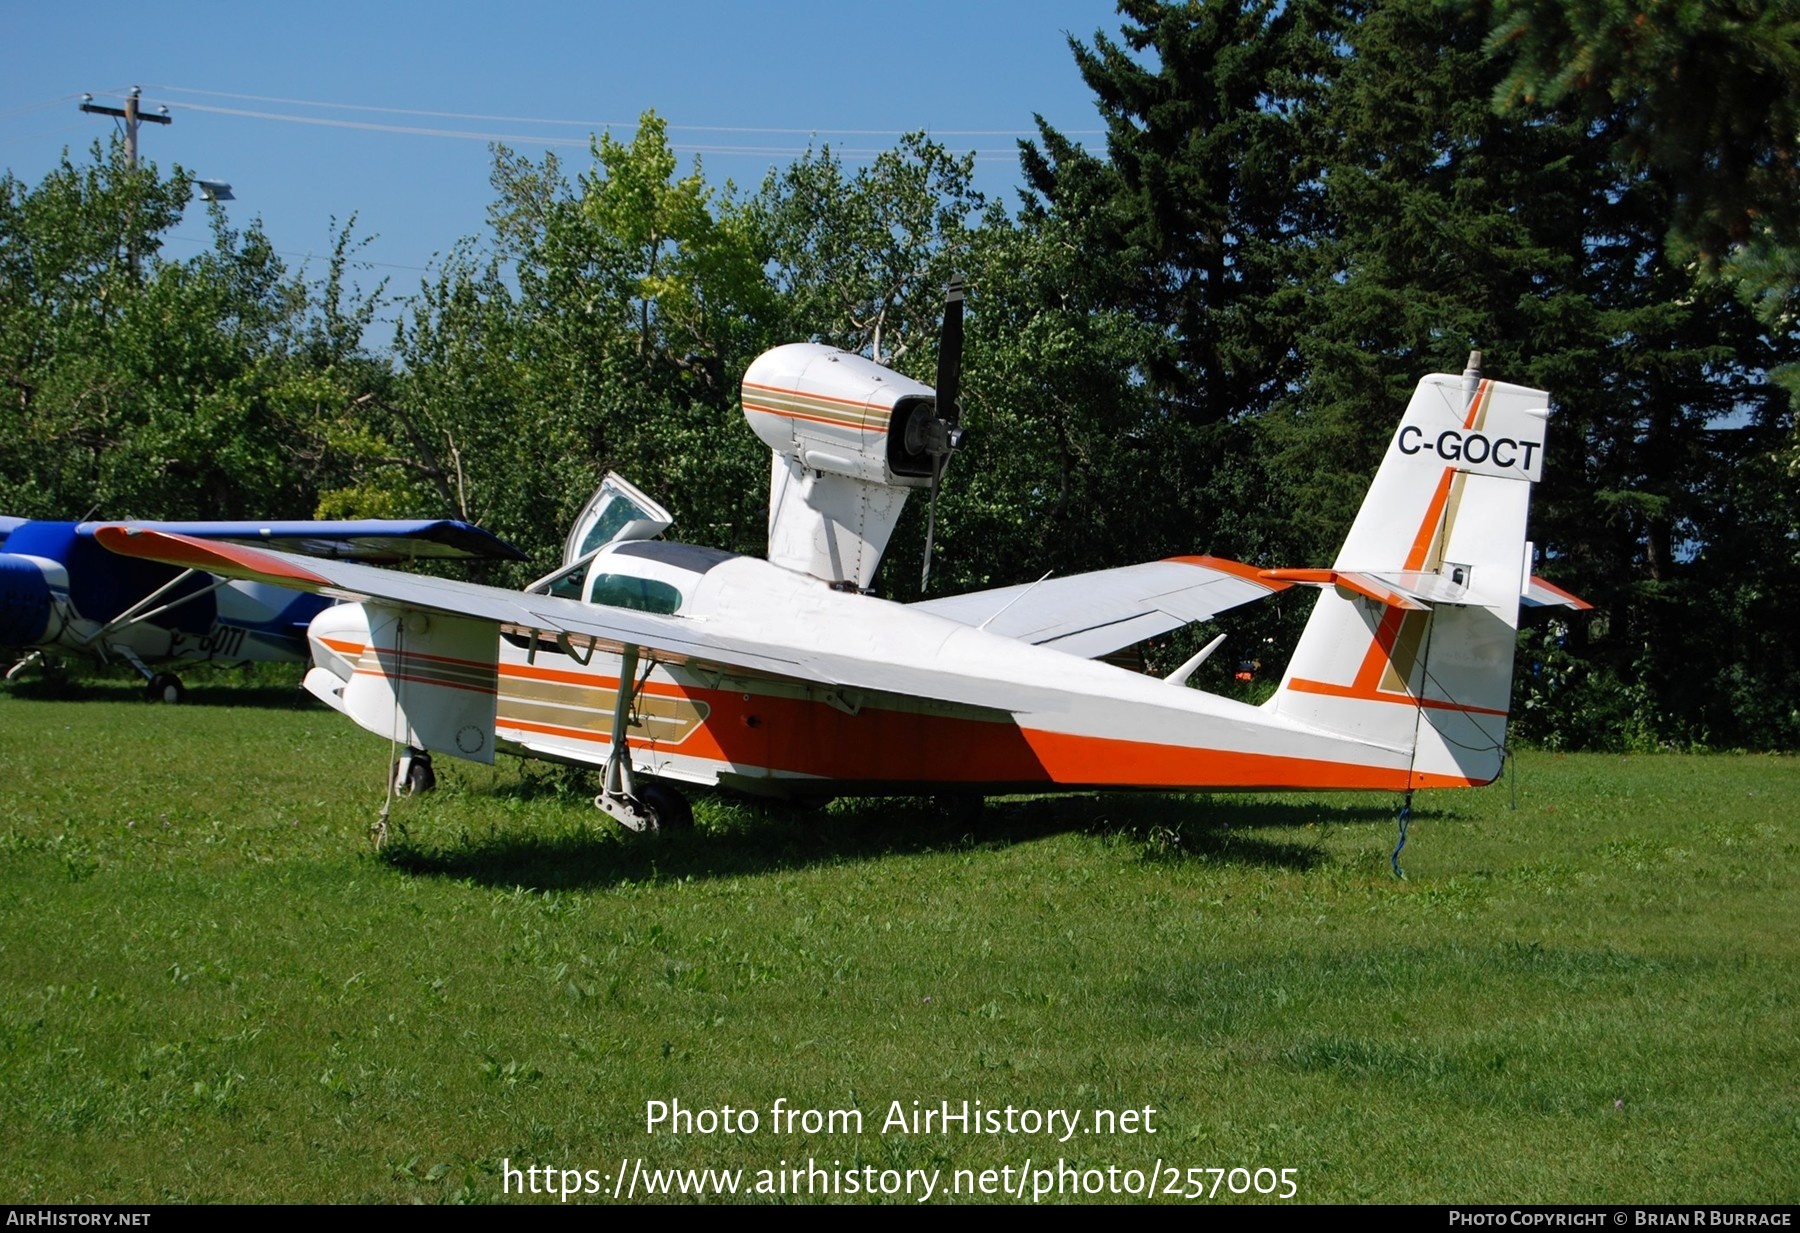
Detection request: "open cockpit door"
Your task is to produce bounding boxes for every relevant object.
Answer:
[562,473,673,567]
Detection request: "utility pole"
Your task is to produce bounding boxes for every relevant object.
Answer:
[79,86,173,278]
[79,86,171,167]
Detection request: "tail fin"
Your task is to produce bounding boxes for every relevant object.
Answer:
[1265,361,1550,788]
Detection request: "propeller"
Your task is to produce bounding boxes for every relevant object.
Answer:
[917,276,966,592]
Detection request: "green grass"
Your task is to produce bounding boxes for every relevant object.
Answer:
[1,678,1795,1203]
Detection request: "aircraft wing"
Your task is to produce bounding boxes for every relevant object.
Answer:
[94,527,1067,715]
[79,519,526,562]
[910,556,1292,659]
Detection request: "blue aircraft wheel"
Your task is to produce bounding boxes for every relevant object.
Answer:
[146,673,184,704]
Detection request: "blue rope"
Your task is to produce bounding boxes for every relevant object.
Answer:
[1391,794,1412,879]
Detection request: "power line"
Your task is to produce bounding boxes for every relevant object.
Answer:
[161,230,438,273]
[0,122,94,149]
[155,100,1028,161]
[0,94,85,121]
[146,83,1102,137]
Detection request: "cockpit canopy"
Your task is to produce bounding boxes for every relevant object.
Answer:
[528,535,736,618]
[562,472,673,567]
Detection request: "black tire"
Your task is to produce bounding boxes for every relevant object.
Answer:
[932,793,986,825]
[403,751,436,794]
[639,780,693,833]
[147,672,184,704]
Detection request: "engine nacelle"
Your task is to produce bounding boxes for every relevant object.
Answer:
[742,343,944,486]
[0,554,66,647]
[741,343,946,590]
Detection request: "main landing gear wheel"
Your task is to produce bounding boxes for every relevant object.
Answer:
[933,793,986,826]
[637,781,693,834]
[146,673,185,704]
[396,748,436,795]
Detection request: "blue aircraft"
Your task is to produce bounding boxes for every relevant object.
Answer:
[0,516,524,702]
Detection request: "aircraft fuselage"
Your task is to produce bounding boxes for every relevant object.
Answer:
[306,543,1453,799]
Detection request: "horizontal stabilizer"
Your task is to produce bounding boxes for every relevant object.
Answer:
[911,555,1290,659]
[81,518,526,562]
[1258,568,1433,611]
[1523,574,1592,610]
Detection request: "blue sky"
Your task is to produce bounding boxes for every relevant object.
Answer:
[4,1,1123,325]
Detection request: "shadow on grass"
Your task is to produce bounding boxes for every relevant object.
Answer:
[380,787,1411,890]
[2,674,318,710]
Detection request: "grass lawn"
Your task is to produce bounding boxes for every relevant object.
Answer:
[1,678,1794,1203]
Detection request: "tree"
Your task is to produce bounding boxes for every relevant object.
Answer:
[755,133,986,371]
[1022,0,1342,427]
[1306,0,1800,747]
[1021,0,1799,744]
[325,115,782,580]
[0,141,347,522]
[1485,0,1800,263]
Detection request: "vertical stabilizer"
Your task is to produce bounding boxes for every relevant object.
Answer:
[1266,366,1550,787]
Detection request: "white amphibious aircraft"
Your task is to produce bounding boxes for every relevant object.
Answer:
[98,289,1585,832]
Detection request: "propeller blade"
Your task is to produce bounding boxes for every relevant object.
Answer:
[921,275,965,593]
[921,455,943,592]
[935,276,965,425]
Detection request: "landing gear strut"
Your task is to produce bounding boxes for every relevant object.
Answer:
[117,646,183,703]
[590,643,690,833]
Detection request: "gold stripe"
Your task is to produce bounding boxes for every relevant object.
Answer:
[743,387,889,430]
[1378,611,1431,695]
[498,679,710,744]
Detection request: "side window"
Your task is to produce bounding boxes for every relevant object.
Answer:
[544,567,586,600]
[585,573,682,615]
[526,557,592,599]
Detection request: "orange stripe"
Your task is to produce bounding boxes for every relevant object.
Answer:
[1021,728,1485,790]
[1168,554,1292,588]
[351,667,496,696]
[744,405,890,433]
[501,660,695,698]
[324,639,496,678]
[1404,472,1455,572]
[741,380,872,411]
[1464,379,1490,430]
[369,645,494,670]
